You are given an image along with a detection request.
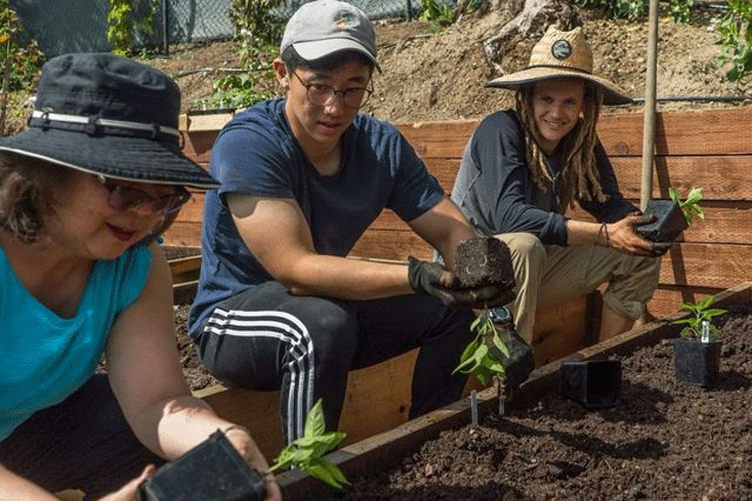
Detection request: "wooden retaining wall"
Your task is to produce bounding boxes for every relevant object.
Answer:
[168,106,752,319]
[167,106,752,460]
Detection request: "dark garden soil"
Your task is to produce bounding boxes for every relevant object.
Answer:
[455,236,515,289]
[333,305,752,501]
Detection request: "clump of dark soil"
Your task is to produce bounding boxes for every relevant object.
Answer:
[455,236,515,289]
[339,305,752,500]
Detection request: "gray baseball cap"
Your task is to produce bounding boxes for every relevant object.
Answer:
[280,0,380,71]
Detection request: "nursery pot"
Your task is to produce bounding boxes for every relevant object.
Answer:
[137,430,266,501]
[673,338,722,387]
[559,360,622,408]
[635,199,689,242]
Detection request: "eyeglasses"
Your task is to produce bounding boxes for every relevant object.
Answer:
[96,176,191,216]
[291,71,373,109]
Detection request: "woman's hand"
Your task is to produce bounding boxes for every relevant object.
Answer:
[607,214,672,257]
[97,464,155,501]
[224,426,283,501]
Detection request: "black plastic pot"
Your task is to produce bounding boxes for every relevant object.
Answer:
[635,199,689,242]
[673,338,722,387]
[559,360,622,408]
[137,430,266,501]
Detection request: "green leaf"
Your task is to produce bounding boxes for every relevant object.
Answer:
[492,331,510,358]
[267,398,348,488]
[473,363,494,386]
[305,458,349,488]
[668,186,680,204]
[304,399,326,438]
[481,354,506,376]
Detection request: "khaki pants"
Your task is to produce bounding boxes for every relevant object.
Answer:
[496,233,661,344]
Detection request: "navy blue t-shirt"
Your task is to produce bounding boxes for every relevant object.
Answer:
[188,98,444,337]
[451,109,636,246]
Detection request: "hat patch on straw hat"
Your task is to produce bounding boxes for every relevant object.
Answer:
[551,39,572,60]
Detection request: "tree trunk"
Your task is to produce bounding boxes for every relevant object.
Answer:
[483,0,582,70]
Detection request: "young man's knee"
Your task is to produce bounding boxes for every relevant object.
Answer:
[498,232,546,264]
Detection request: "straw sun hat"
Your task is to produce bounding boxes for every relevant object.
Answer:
[487,26,633,105]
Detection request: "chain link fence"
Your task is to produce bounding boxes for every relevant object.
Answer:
[10,0,427,58]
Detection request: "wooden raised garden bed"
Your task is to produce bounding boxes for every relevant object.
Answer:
[167,106,752,462]
[276,282,752,500]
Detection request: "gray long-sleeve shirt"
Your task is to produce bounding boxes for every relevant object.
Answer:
[451,109,636,246]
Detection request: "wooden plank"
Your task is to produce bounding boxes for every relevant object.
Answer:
[162,221,203,248]
[276,282,752,499]
[178,108,752,169]
[531,296,590,366]
[610,156,752,201]
[168,255,202,281]
[393,108,752,161]
[647,285,725,318]
[596,107,752,157]
[658,242,752,289]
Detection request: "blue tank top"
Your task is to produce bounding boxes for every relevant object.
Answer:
[0,245,151,440]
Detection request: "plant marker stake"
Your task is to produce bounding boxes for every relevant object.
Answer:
[701,319,710,343]
[470,389,478,426]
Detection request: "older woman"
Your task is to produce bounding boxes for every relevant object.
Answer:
[452,26,671,355]
[0,53,280,500]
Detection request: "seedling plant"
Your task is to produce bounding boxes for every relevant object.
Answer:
[267,398,349,489]
[669,186,704,225]
[452,305,509,386]
[672,295,727,340]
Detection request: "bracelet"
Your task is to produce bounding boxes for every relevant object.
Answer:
[598,222,610,247]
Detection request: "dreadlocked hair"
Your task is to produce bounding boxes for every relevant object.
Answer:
[515,81,608,213]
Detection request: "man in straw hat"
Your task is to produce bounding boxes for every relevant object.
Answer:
[451,26,671,369]
[0,53,280,500]
[189,0,515,444]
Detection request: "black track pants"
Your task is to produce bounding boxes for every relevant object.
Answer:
[195,281,475,443]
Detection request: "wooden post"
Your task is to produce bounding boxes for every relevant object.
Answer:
[640,0,659,211]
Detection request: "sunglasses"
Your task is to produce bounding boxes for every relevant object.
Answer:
[96,176,191,216]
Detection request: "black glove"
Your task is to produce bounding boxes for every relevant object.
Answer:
[408,257,515,308]
[488,309,534,398]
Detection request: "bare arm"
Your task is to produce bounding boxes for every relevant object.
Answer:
[407,196,478,270]
[0,464,60,500]
[228,193,414,300]
[105,244,280,500]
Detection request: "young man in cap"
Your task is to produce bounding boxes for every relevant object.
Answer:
[452,26,670,351]
[189,0,512,443]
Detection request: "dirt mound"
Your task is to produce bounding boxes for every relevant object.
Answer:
[149,4,749,124]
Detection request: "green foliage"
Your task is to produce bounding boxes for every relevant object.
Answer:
[268,399,348,489]
[574,0,693,23]
[716,0,752,83]
[229,0,285,45]
[195,42,278,111]
[668,0,694,25]
[0,0,43,93]
[668,186,704,225]
[574,0,645,20]
[672,295,727,339]
[107,0,156,56]
[419,0,453,27]
[453,307,509,386]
